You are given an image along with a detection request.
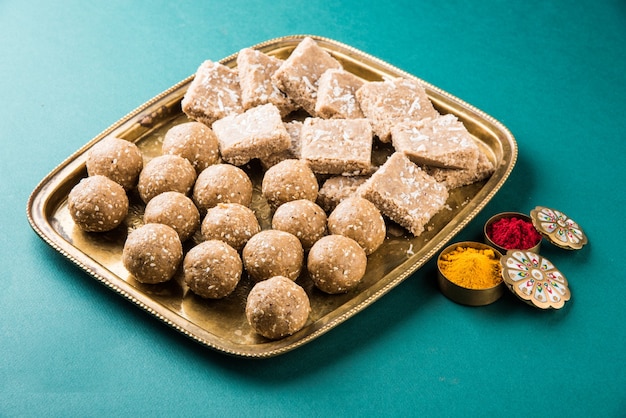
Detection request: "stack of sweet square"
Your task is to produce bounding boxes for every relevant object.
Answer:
[181,48,297,167]
[354,75,494,186]
[390,114,495,189]
[180,36,494,237]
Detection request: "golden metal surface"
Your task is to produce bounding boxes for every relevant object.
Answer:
[26,35,517,358]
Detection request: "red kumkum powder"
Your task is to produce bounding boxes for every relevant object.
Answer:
[487,217,542,250]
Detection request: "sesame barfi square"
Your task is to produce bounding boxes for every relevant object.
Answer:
[212,103,290,166]
[424,151,495,189]
[181,60,243,126]
[317,175,370,212]
[391,114,480,169]
[236,48,297,117]
[315,68,365,119]
[259,120,303,169]
[356,77,439,142]
[357,152,449,236]
[271,37,342,116]
[300,118,373,175]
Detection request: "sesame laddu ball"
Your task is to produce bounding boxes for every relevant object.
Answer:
[86,137,143,191]
[143,191,200,242]
[245,275,310,340]
[122,223,183,284]
[271,199,327,250]
[68,175,129,232]
[183,240,242,299]
[327,196,386,255]
[242,230,304,282]
[162,121,220,174]
[192,164,253,212]
[307,234,367,294]
[137,154,196,203]
[201,203,260,251]
[261,159,318,208]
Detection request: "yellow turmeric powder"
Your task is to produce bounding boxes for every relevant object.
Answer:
[439,246,502,289]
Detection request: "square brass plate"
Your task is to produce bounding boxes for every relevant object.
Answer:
[27,35,517,358]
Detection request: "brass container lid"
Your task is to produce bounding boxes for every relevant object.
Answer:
[530,206,588,250]
[500,250,570,309]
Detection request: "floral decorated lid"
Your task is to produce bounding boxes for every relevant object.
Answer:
[529,206,588,250]
[500,250,570,309]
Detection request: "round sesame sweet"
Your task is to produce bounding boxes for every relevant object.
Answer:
[183,240,242,299]
[122,223,183,284]
[271,199,327,250]
[68,175,129,232]
[86,137,144,190]
[143,191,200,242]
[201,203,260,251]
[261,159,318,208]
[327,196,386,255]
[245,275,310,340]
[162,121,220,174]
[242,230,304,282]
[137,154,196,203]
[307,234,367,294]
[193,164,253,212]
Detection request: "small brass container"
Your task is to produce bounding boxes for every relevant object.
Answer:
[437,241,504,306]
[484,212,542,254]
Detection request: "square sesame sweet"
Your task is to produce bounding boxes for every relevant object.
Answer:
[424,151,495,189]
[316,175,370,212]
[300,118,373,175]
[315,68,365,119]
[181,60,243,126]
[356,77,439,142]
[391,114,480,169]
[357,152,449,236]
[271,37,342,116]
[236,48,297,117]
[259,120,303,169]
[212,103,290,166]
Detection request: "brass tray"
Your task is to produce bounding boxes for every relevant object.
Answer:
[27,35,517,358]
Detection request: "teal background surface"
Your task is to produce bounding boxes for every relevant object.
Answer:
[2,0,625,416]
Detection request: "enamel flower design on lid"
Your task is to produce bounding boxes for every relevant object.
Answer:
[500,250,570,309]
[530,206,587,250]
